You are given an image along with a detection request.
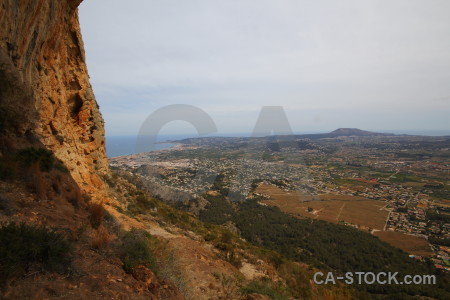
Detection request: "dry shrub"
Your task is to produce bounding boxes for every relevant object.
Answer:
[277,262,312,299]
[66,187,84,209]
[89,202,105,229]
[90,225,112,249]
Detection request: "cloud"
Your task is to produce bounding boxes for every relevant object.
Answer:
[79,0,450,135]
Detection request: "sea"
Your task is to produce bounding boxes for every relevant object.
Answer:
[105,133,251,158]
[106,135,186,158]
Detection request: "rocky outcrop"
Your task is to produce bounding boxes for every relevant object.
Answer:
[0,0,107,196]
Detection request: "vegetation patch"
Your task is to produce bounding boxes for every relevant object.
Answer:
[427,209,450,223]
[16,147,67,172]
[241,277,289,300]
[0,222,72,285]
[89,202,106,229]
[429,237,450,247]
[119,228,157,274]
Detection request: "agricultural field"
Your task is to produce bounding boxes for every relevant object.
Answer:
[257,184,389,230]
[373,231,433,257]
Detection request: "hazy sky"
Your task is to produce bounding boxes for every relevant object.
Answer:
[79,0,450,136]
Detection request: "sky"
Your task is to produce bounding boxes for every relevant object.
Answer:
[79,0,450,136]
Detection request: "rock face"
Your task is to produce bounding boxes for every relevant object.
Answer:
[0,0,108,195]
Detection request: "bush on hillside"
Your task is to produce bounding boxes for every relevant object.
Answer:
[0,222,72,284]
[119,228,156,273]
[16,147,67,172]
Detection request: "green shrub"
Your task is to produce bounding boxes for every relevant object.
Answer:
[226,250,242,268]
[119,229,156,273]
[215,242,233,252]
[135,194,156,210]
[17,147,54,171]
[266,251,285,269]
[204,232,217,241]
[241,277,289,300]
[126,194,157,216]
[0,222,72,284]
[15,147,67,173]
[220,231,233,244]
[102,174,118,187]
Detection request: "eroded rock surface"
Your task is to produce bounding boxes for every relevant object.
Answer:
[0,0,107,196]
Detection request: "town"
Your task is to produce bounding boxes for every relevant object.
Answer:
[110,133,450,271]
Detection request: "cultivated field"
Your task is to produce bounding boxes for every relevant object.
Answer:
[257,184,389,230]
[256,184,434,256]
[374,231,433,257]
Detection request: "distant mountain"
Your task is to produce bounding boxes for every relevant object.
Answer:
[178,128,395,145]
[329,128,391,137]
[292,128,394,139]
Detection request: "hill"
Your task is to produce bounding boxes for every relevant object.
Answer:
[292,128,393,139]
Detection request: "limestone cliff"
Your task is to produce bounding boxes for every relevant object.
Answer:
[0,0,107,196]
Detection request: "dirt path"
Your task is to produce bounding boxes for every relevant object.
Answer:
[335,203,346,221]
[383,209,392,231]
